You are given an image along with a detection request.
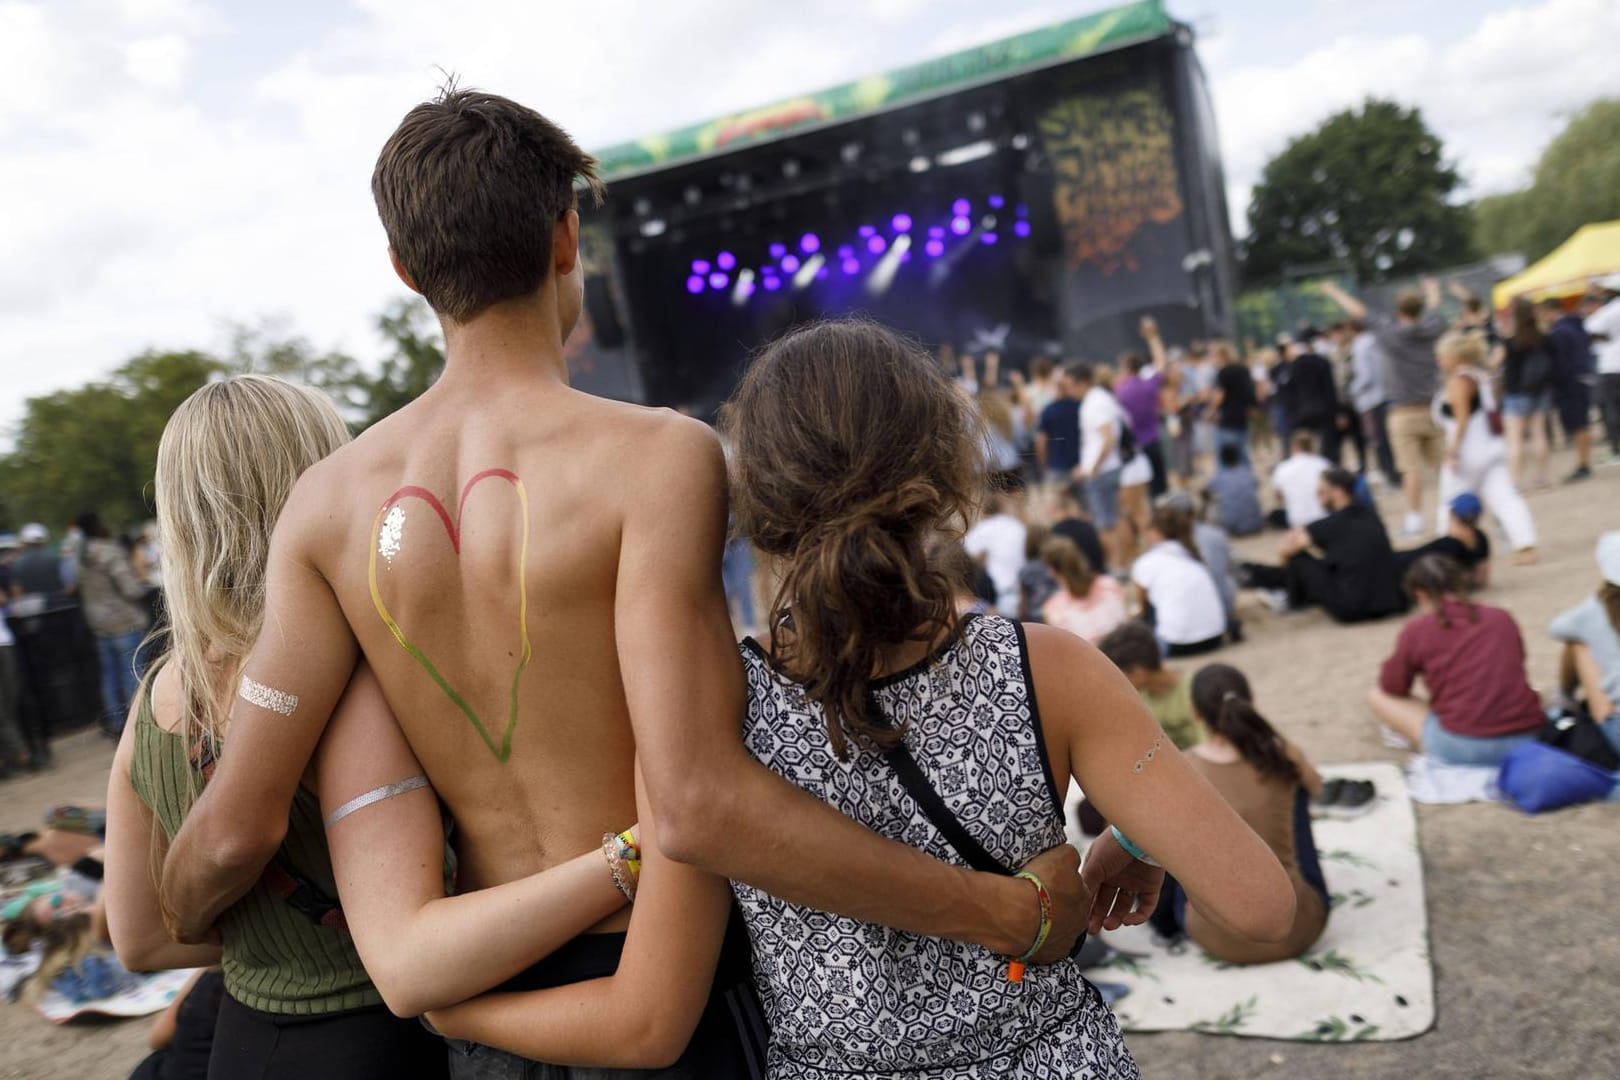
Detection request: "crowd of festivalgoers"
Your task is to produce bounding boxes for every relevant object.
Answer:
[2,88,1619,1080]
[0,518,163,772]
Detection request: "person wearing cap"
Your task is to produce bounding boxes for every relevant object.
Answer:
[1396,492,1492,587]
[1584,275,1620,462]
[1432,330,1537,563]
[1549,531,1620,755]
[10,524,64,601]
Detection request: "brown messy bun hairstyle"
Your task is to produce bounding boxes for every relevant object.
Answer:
[723,319,984,759]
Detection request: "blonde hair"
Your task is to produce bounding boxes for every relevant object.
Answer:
[1437,329,1487,368]
[151,375,351,775]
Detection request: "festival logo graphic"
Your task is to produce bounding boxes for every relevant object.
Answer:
[1038,85,1184,275]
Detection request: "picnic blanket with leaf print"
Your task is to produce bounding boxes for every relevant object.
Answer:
[1089,763,1435,1042]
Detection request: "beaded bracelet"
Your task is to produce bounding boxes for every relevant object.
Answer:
[1006,870,1053,984]
[601,832,641,903]
[1110,825,1162,868]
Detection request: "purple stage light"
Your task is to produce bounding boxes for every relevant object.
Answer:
[988,194,1005,209]
[901,250,912,263]
[1013,220,1032,238]
[858,224,876,238]
[709,271,729,288]
[692,259,711,275]
[837,245,855,259]
[763,275,782,291]
[738,280,755,298]
[781,254,801,273]
[951,198,971,217]
[950,217,971,236]
[867,235,887,254]
[979,232,998,246]
[717,251,736,271]
[768,242,787,259]
[924,239,945,258]
[927,226,945,239]
[841,258,860,275]
[817,265,830,279]
[891,213,912,233]
[800,232,821,253]
[686,275,705,294]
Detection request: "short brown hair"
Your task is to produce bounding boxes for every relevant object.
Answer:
[1395,290,1424,319]
[372,85,604,322]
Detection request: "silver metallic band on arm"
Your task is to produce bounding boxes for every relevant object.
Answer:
[323,775,431,827]
[238,676,299,717]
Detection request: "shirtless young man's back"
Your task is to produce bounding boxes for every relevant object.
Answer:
[159,88,1092,1068]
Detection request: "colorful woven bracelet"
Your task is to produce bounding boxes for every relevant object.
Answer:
[601,832,638,903]
[1110,825,1162,868]
[616,831,642,877]
[1007,870,1053,983]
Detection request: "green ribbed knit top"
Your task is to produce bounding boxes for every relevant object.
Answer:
[129,681,380,1016]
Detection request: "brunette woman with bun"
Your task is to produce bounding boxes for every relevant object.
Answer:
[1150,664,1330,965]
[425,320,1296,1077]
[715,319,1292,1077]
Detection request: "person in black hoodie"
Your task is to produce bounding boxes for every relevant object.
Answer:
[1284,333,1341,466]
[1240,468,1407,623]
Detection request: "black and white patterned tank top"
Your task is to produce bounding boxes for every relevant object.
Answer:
[734,614,1139,1079]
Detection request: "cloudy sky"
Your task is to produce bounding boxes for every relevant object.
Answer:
[4,0,1617,430]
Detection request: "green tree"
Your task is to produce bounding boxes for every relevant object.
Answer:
[1474,98,1620,261]
[360,298,445,427]
[0,350,225,531]
[1242,100,1474,286]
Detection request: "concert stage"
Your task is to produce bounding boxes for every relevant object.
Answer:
[565,0,1235,415]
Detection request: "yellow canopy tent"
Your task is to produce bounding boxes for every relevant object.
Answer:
[1492,220,1620,308]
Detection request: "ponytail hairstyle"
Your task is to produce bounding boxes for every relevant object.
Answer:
[723,319,985,760]
[1149,502,1202,563]
[1189,664,1299,784]
[1040,536,1096,599]
[1402,554,1477,629]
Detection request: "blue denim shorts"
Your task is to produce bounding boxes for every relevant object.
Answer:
[1501,391,1553,418]
[1423,713,1534,767]
[1086,467,1123,530]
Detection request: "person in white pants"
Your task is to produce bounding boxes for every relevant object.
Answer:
[1433,331,1537,562]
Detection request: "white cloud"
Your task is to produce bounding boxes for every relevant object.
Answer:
[123,33,190,88]
[1208,0,1620,230]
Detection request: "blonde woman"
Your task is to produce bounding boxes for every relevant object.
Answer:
[103,376,633,1079]
[1433,330,1536,563]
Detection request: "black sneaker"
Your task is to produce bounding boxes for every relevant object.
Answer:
[1312,778,1345,808]
[1565,466,1593,484]
[1320,780,1378,818]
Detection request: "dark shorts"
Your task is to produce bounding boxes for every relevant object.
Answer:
[209,993,448,1080]
[1555,380,1592,434]
[447,917,764,1080]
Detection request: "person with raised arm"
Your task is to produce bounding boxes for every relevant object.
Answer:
[155,88,1086,1077]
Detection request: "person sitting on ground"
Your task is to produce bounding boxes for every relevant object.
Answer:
[1130,503,1227,658]
[1159,492,1240,643]
[1040,537,1127,644]
[1242,468,1407,623]
[1205,442,1263,536]
[1150,663,1329,965]
[1267,430,1331,530]
[1049,487,1107,576]
[1396,492,1492,588]
[964,491,1028,617]
[1097,622,1200,751]
[1368,554,1544,766]
[1550,530,1620,754]
[1017,523,1058,622]
[1431,329,1536,565]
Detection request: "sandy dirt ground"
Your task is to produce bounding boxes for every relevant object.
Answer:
[0,452,1616,1079]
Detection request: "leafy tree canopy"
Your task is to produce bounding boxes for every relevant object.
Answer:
[1474,98,1620,262]
[1242,100,1474,286]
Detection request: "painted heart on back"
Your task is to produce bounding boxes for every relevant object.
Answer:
[367,468,531,762]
